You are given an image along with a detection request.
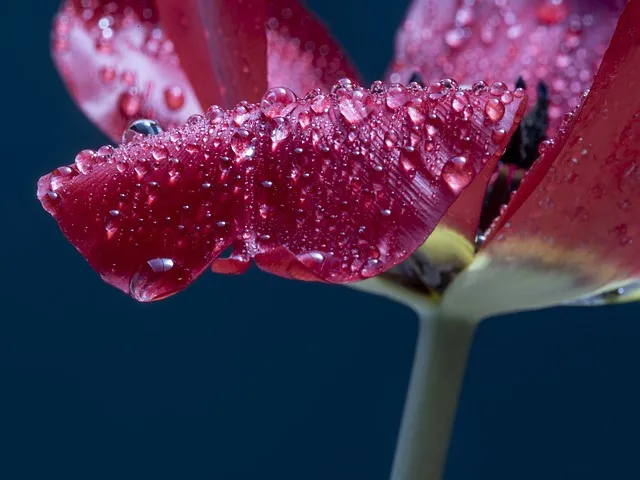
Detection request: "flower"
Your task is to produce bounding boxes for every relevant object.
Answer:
[40,0,640,322]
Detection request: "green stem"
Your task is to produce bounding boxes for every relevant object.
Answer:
[390,312,477,480]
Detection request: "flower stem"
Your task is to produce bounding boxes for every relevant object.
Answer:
[390,312,477,480]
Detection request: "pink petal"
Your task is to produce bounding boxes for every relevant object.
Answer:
[38,80,525,301]
[390,0,625,134]
[482,0,640,290]
[52,0,203,142]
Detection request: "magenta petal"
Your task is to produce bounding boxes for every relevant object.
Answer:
[37,80,525,301]
[52,0,203,142]
[390,0,625,133]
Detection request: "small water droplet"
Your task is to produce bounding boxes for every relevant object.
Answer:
[118,91,141,117]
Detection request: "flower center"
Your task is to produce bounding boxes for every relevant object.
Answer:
[382,74,550,297]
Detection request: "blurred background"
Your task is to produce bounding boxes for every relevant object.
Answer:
[1,1,639,478]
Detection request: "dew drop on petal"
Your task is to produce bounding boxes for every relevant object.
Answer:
[129,258,190,302]
[74,149,97,174]
[442,156,474,193]
[484,98,505,122]
[260,87,298,119]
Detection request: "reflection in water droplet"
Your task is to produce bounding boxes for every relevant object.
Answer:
[123,119,163,144]
[260,87,297,119]
[442,156,474,193]
[74,149,97,174]
[129,258,190,302]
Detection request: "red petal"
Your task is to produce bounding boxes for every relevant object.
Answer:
[155,0,268,109]
[52,0,203,142]
[390,0,625,134]
[266,0,362,95]
[482,0,640,287]
[38,80,525,301]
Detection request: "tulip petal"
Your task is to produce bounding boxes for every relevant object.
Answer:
[442,0,640,320]
[52,0,203,142]
[390,0,625,134]
[265,0,361,95]
[154,0,268,109]
[37,80,525,301]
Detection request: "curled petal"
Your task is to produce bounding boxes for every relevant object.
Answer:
[38,80,525,301]
[52,0,203,142]
[390,0,625,133]
[443,0,640,320]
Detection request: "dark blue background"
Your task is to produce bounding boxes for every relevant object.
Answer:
[1,1,639,478]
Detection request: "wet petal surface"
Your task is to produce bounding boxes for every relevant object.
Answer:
[443,0,640,319]
[390,0,625,134]
[38,80,524,301]
[52,0,202,142]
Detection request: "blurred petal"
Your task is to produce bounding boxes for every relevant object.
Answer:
[266,0,361,95]
[52,0,203,142]
[442,0,640,320]
[37,80,525,301]
[155,0,268,108]
[390,0,625,134]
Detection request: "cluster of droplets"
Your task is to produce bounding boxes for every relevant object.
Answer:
[40,76,524,298]
[52,0,191,133]
[391,0,621,134]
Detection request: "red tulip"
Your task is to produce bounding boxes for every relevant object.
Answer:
[39,1,640,478]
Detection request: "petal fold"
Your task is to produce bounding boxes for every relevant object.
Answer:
[38,80,525,301]
[443,0,640,320]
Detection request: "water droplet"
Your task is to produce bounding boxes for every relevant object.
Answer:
[164,85,185,110]
[491,128,507,144]
[299,251,325,270]
[360,258,381,278]
[311,94,331,114]
[129,258,189,302]
[385,84,408,110]
[74,149,97,174]
[270,117,292,151]
[489,82,508,96]
[123,119,163,143]
[231,129,256,161]
[206,105,226,123]
[331,78,356,94]
[484,98,505,122]
[442,156,474,193]
[99,66,116,84]
[537,0,569,25]
[118,91,141,117]
[452,91,469,112]
[260,86,297,119]
[369,80,386,94]
[445,28,465,48]
[339,89,370,124]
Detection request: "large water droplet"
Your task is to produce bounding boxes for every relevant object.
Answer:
[385,84,408,110]
[129,258,190,302]
[442,156,474,193]
[260,87,297,119]
[484,98,505,122]
[123,119,163,144]
[74,149,97,174]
